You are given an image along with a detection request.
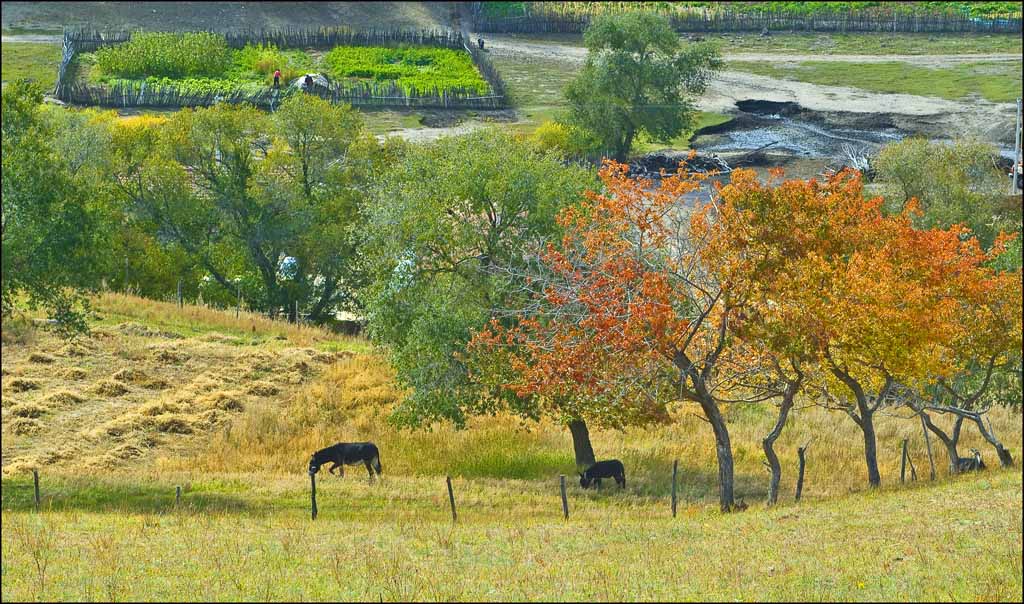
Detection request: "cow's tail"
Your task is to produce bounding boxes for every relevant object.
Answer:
[373,454,383,475]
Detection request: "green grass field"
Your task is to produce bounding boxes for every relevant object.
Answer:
[2,471,1020,600]
[727,59,1024,102]
[715,31,1023,55]
[2,293,1022,600]
[0,42,61,89]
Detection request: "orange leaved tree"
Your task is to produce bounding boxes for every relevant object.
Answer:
[471,160,756,511]
[911,230,1022,471]
[707,167,1003,488]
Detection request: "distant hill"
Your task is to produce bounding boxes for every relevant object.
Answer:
[1,1,455,34]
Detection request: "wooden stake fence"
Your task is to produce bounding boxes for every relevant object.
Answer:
[795,441,810,502]
[920,414,936,480]
[310,473,318,520]
[671,460,678,518]
[474,6,1022,34]
[446,476,458,523]
[559,475,569,520]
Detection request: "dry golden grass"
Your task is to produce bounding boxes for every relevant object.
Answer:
[1,293,363,476]
[5,378,40,393]
[91,291,362,350]
[44,390,84,406]
[171,351,1023,504]
[89,379,130,397]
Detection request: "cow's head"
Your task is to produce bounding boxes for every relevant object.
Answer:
[308,455,321,476]
[579,473,591,489]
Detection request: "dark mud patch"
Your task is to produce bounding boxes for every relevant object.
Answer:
[693,99,910,159]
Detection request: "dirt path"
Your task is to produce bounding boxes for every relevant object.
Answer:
[1,34,62,43]
[376,121,486,143]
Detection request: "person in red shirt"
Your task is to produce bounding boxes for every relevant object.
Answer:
[273,69,281,89]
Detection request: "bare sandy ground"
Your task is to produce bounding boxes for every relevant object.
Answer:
[482,35,1019,142]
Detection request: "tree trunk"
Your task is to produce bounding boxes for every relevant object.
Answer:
[762,394,794,506]
[970,415,1014,467]
[859,405,881,487]
[568,418,596,473]
[699,397,735,512]
[921,411,963,474]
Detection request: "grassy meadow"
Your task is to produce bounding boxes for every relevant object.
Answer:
[2,293,1022,600]
[727,59,1024,103]
[0,41,61,89]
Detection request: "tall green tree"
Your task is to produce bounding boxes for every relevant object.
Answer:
[363,129,595,462]
[565,11,721,161]
[111,96,379,321]
[1,82,110,335]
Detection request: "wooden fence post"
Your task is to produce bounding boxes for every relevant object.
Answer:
[671,459,678,518]
[446,476,457,523]
[236,288,242,319]
[33,469,40,511]
[559,474,569,520]
[795,442,809,502]
[175,485,181,505]
[310,472,318,520]
[900,438,909,484]
[177,279,183,308]
[920,414,936,481]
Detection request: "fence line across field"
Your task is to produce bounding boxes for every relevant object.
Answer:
[23,451,829,522]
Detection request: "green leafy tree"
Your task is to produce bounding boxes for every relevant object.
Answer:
[363,129,594,457]
[565,11,721,161]
[1,82,111,335]
[874,137,1022,254]
[111,96,380,321]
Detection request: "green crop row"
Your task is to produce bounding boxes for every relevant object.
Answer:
[95,32,232,79]
[322,46,490,95]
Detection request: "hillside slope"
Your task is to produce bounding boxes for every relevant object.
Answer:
[1,292,366,475]
[1,1,454,33]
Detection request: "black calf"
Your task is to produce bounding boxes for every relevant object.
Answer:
[956,449,986,473]
[309,442,382,479]
[579,459,626,490]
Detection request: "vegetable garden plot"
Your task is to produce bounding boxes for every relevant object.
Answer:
[55,29,505,110]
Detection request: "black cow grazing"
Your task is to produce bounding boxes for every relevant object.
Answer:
[579,459,626,490]
[956,448,986,473]
[309,442,382,480]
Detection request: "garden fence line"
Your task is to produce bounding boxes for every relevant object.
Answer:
[470,5,1023,34]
